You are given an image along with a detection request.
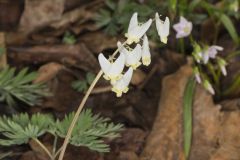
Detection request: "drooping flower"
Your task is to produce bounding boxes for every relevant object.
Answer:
[125,12,152,45]
[111,67,133,97]
[141,34,151,66]
[193,67,201,83]
[192,43,203,63]
[117,42,142,70]
[217,58,227,76]
[98,52,125,83]
[203,80,215,95]
[155,13,170,44]
[203,45,223,64]
[173,16,192,38]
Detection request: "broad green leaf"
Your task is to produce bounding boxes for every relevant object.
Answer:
[218,13,239,45]
[183,76,196,159]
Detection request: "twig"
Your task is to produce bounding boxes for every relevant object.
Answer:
[91,85,112,94]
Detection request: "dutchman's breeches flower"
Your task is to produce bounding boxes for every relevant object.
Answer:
[141,34,151,66]
[125,12,152,45]
[111,68,133,97]
[117,42,142,70]
[98,52,125,84]
[173,16,192,38]
[155,13,170,44]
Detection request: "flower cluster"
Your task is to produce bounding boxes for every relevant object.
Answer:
[98,12,170,97]
[192,42,227,95]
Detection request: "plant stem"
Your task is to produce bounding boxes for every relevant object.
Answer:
[52,136,58,155]
[179,38,185,54]
[33,138,53,160]
[58,41,126,160]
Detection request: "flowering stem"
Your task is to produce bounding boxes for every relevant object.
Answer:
[33,138,54,160]
[179,38,185,54]
[58,41,126,160]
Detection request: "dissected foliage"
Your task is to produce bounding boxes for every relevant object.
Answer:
[0,109,124,152]
[0,113,53,145]
[56,109,123,152]
[94,0,160,39]
[0,67,50,107]
[72,72,95,93]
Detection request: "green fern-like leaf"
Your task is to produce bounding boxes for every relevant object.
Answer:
[56,109,124,152]
[0,113,54,146]
[0,66,50,107]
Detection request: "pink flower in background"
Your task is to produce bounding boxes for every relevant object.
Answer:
[203,45,223,64]
[173,16,192,38]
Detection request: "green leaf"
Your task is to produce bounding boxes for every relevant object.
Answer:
[56,109,124,152]
[0,47,5,56]
[0,67,50,107]
[217,13,239,45]
[86,72,95,85]
[183,76,196,159]
[62,31,76,45]
[105,0,116,10]
[0,113,53,146]
[71,80,88,93]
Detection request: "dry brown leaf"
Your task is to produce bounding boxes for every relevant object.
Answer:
[50,0,103,29]
[8,43,98,72]
[79,31,118,54]
[140,64,223,160]
[19,0,65,34]
[210,111,240,160]
[140,65,192,160]
[20,151,46,160]
[131,69,146,86]
[33,62,65,83]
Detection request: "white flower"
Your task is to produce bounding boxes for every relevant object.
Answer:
[111,67,133,97]
[217,58,227,76]
[173,16,192,38]
[125,12,152,45]
[117,42,142,70]
[155,13,170,44]
[193,67,201,83]
[142,34,151,66]
[98,52,125,83]
[203,45,223,64]
[203,80,215,95]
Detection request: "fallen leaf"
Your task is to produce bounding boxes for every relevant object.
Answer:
[140,64,223,160]
[8,43,98,72]
[131,69,146,86]
[79,31,118,54]
[140,64,192,160]
[19,0,65,34]
[33,62,65,83]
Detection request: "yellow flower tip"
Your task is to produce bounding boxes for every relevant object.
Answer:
[123,87,129,93]
[103,74,110,81]
[131,62,141,70]
[109,74,123,84]
[161,37,168,44]
[111,87,123,97]
[142,57,151,66]
[125,34,139,45]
